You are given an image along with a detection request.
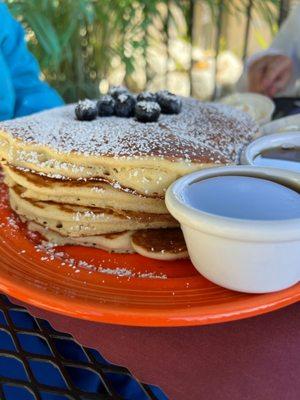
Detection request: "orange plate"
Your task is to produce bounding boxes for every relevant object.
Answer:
[0,182,299,327]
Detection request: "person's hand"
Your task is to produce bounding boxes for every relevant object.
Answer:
[248,55,293,97]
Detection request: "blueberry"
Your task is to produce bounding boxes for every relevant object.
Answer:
[108,86,129,99]
[114,93,136,117]
[75,99,97,121]
[156,90,182,114]
[135,101,161,123]
[137,91,157,102]
[97,95,115,116]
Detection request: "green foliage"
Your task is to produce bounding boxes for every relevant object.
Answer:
[251,0,281,35]
[7,0,167,101]
[6,0,280,102]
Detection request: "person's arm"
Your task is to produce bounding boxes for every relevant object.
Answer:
[269,5,300,65]
[0,3,63,118]
[237,5,300,96]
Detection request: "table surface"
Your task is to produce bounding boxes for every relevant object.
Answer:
[5,100,300,399]
[14,299,299,400]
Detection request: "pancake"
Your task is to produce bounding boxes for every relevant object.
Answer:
[0,98,259,197]
[28,222,187,260]
[3,165,167,214]
[131,229,188,260]
[27,222,134,253]
[0,96,259,259]
[9,185,178,237]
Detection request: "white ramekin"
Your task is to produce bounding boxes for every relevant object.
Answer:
[241,132,300,169]
[261,114,300,135]
[165,166,300,293]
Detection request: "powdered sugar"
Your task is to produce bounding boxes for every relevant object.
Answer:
[91,186,105,193]
[138,101,160,113]
[118,94,129,104]
[0,98,258,164]
[34,240,167,280]
[77,99,96,110]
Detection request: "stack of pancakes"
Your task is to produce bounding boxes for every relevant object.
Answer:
[0,97,258,260]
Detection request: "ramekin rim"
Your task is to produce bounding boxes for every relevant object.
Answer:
[165,166,300,241]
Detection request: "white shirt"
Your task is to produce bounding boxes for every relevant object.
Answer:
[237,5,300,96]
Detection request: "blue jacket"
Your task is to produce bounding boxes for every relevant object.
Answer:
[0,3,63,121]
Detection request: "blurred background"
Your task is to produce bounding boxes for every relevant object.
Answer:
[5,0,296,103]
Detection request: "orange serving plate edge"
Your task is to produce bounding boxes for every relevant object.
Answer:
[0,182,298,327]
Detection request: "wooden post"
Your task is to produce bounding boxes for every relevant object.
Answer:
[242,0,253,61]
[212,0,224,100]
[278,0,291,26]
[188,0,194,96]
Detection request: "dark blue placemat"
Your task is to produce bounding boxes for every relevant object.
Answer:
[0,295,168,400]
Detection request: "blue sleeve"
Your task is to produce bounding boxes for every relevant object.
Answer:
[0,48,15,121]
[0,3,64,119]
